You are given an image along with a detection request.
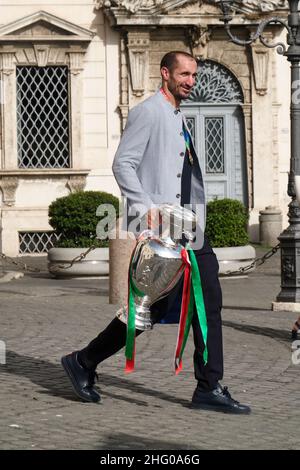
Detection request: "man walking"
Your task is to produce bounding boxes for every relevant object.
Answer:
[61,51,251,414]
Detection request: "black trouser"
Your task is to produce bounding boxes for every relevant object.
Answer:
[79,238,223,392]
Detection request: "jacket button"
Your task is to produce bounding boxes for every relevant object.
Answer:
[177,173,181,178]
[174,110,179,115]
[176,194,181,199]
[180,152,184,157]
[180,131,183,136]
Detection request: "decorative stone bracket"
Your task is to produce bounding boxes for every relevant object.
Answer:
[66,175,87,193]
[0,176,19,206]
[251,39,271,96]
[127,30,150,97]
[33,44,50,67]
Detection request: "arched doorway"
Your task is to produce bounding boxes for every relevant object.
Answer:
[182,60,247,205]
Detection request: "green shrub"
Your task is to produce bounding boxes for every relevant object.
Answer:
[205,198,249,248]
[48,191,119,248]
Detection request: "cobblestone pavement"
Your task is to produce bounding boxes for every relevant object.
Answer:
[0,248,299,450]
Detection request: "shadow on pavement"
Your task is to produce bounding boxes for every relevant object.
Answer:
[97,432,200,450]
[2,350,191,408]
[222,320,291,342]
[224,305,272,312]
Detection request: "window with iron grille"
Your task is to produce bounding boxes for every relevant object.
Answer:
[19,231,61,254]
[16,66,70,169]
[205,117,225,174]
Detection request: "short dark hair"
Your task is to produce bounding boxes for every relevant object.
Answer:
[160,51,196,71]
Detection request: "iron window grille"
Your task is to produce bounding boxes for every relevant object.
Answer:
[205,117,225,174]
[19,231,61,254]
[16,66,70,169]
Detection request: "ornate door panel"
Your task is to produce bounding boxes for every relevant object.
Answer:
[183,105,247,204]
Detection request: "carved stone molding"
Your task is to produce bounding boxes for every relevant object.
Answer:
[251,40,270,96]
[238,1,288,13]
[66,175,86,193]
[0,11,94,65]
[0,11,95,42]
[0,177,19,206]
[94,0,164,13]
[0,51,16,75]
[14,47,64,65]
[127,30,150,97]
[95,0,288,18]
[186,25,212,60]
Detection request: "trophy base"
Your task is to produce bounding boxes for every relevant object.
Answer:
[116,305,153,331]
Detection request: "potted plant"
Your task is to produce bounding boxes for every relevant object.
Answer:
[205,198,255,276]
[47,190,119,277]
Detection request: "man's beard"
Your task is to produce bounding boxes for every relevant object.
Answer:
[169,83,192,101]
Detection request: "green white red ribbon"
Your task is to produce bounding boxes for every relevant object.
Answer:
[174,247,208,374]
[125,268,144,373]
[125,246,208,374]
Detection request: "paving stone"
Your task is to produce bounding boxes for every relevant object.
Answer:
[0,249,299,449]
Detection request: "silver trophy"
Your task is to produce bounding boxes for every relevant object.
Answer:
[116,204,197,330]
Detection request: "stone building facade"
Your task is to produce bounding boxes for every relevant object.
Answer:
[0,0,291,255]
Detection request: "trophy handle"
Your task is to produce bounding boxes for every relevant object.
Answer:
[182,229,195,242]
[137,229,155,241]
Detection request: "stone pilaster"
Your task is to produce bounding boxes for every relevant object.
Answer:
[119,36,129,129]
[0,48,17,170]
[68,48,85,169]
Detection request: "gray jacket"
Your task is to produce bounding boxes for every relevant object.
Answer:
[112,90,206,244]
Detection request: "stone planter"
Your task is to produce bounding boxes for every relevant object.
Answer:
[213,245,256,276]
[48,247,109,277]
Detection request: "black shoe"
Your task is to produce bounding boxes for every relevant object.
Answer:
[191,383,251,415]
[61,351,101,403]
[292,329,299,341]
[291,320,300,340]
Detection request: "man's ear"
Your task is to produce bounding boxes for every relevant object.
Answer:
[161,66,170,81]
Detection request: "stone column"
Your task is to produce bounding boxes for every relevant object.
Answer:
[259,206,282,246]
[109,223,136,305]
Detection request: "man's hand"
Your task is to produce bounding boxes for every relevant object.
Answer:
[147,207,161,231]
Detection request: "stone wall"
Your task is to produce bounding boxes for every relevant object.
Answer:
[0,2,120,255]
